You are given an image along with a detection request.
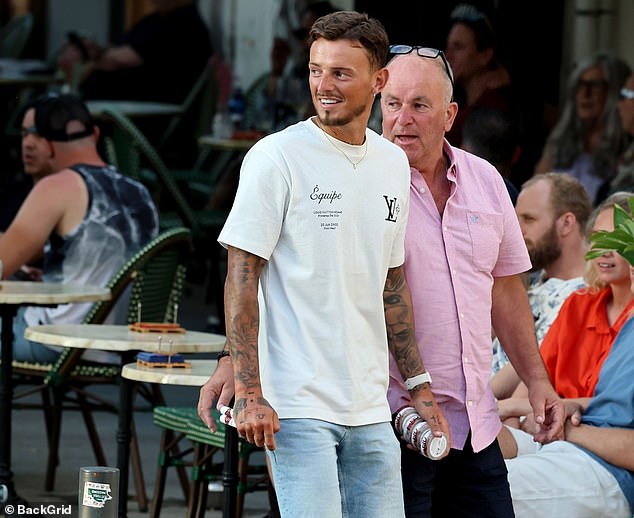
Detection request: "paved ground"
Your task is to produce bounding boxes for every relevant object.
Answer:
[4,280,272,517]
[10,386,270,517]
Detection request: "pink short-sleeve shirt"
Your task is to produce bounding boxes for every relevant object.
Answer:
[388,142,531,452]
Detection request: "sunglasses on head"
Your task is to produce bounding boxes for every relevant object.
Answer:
[388,45,454,87]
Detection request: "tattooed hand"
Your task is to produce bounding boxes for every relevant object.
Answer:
[234,394,280,450]
[410,384,451,459]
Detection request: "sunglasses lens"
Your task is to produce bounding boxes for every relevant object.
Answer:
[417,47,439,59]
[389,45,412,55]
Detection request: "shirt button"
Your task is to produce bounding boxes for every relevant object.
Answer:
[443,226,448,231]
[419,187,426,194]
[467,400,473,406]
[460,313,464,318]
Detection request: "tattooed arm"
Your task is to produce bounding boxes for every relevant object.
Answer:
[224,246,280,450]
[384,265,451,451]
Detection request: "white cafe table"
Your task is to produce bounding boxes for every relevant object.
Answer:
[24,323,224,518]
[24,324,222,353]
[122,359,240,518]
[121,358,216,386]
[0,281,110,505]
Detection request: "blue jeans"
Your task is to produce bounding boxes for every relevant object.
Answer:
[8,307,60,364]
[266,418,405,518]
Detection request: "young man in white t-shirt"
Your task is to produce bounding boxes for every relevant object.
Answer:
[197,10,450,517]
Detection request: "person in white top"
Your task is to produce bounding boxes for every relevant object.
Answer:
[197,10,449,517]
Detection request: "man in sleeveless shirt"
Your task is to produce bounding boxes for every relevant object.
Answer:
[0,94,159,364]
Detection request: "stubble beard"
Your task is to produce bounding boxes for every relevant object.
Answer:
[314,96,369,128]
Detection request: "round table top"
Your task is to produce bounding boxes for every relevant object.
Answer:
[0,281,111,305]
[121,359,217,386]
[24,323,225,353]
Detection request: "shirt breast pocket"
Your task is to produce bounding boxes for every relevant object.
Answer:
[466,211,502,272]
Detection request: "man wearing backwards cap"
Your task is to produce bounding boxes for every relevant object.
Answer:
[0,94,159,364]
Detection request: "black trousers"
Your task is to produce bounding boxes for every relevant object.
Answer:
[400,431,515,518]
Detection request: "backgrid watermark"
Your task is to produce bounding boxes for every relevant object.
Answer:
[2,502,75,516]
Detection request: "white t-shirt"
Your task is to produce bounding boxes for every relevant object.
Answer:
[219,118,411,426]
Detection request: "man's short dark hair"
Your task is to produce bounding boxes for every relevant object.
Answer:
[308,11,389,70]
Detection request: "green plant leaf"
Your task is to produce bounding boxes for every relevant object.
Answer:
[613,204,632,227]
[584,249,608,261]
[624,249,634,265]
[585,199,634,266]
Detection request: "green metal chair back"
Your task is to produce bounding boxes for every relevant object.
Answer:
[99,107,228,238]
[99,106,203,232]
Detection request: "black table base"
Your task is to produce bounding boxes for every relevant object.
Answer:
[0,307,21,503]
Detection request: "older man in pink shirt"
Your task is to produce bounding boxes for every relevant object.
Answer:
[382,46,565,517]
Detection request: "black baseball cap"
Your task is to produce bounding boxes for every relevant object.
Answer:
[29,93,94,142]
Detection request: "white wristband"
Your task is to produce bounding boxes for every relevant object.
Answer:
[404,372,432,390]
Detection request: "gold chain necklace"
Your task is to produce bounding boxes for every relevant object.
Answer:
[316,122,368,170]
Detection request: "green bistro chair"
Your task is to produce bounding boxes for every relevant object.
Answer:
[149,406,206,517]
[149,405,271,518]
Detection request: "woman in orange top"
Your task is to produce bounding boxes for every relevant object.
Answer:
[539,191,634,397]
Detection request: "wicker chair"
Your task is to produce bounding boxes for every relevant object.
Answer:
[149,406,271,518]
[12,227,193,510]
